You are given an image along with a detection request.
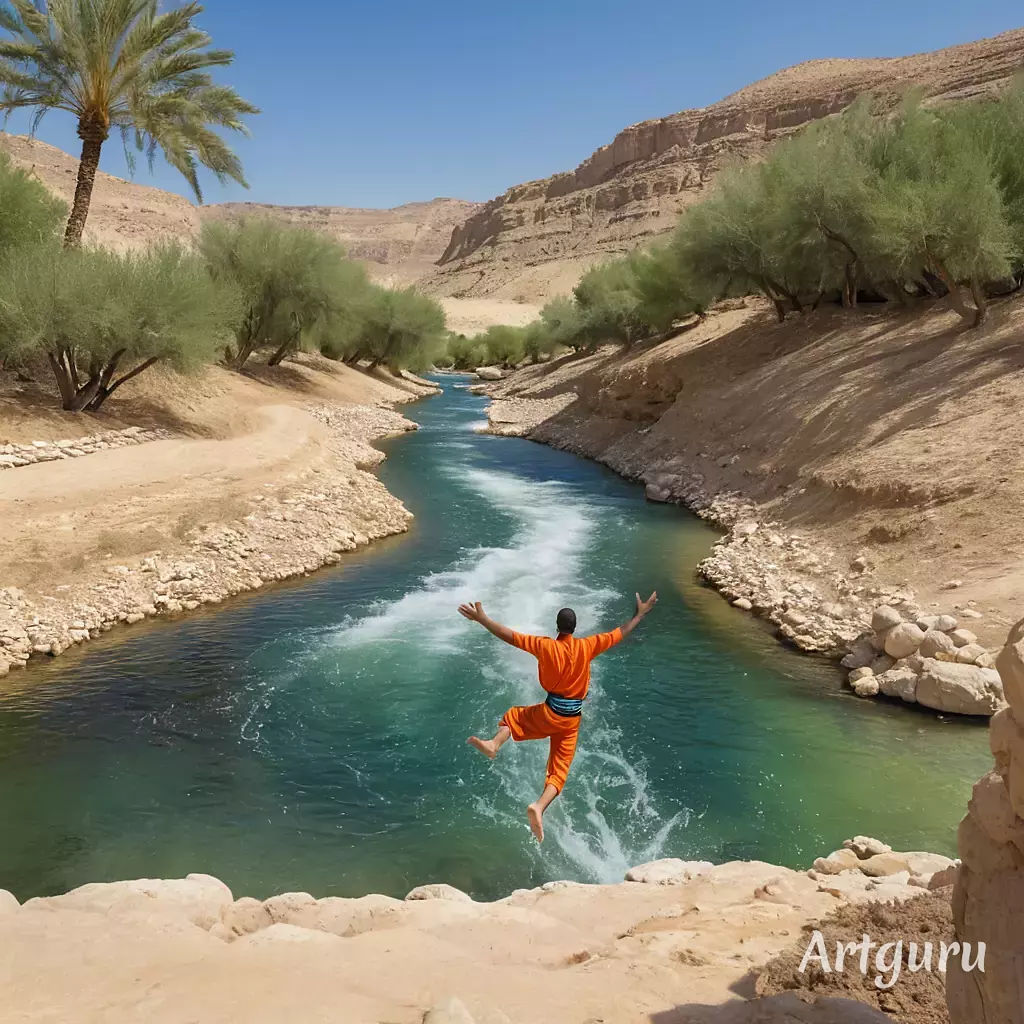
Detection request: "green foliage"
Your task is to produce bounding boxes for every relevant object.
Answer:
[335,284,447,373]
[0,240,238,409]
[0,150,64,255]
[0,0,258,242]
[477,324,526,367]
[440,331,488,370]
[199,217,368,369]
[573,259,646,348]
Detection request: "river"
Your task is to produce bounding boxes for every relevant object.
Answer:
[0,378,990,901]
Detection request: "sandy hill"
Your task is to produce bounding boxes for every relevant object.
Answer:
[0,133,478,284]
[0,133,528,332]
[423,28,1024,304]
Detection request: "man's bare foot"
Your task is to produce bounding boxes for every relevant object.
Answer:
[467,736,497,759]
[527,803,545,843]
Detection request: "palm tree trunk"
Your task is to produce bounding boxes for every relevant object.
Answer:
[64,120,108,248]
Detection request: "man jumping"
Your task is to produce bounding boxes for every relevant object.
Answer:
[458,592,658,842]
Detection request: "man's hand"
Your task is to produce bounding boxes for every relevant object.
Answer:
[457,601,517,645]
[458,601,486,623]
[636,591,658,617]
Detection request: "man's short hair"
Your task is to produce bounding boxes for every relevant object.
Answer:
[556,607,577,634]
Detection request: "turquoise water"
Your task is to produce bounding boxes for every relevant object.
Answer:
[0,379,990,902]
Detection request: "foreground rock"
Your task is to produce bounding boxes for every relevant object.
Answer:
[947,619,1024,1024]
[0,845,939,1024]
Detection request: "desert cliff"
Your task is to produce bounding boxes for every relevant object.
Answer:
[425,29,1024,303]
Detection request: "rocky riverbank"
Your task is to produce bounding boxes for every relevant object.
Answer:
[480,385,1008,718]
[0,392,434,676]
[0,835,957,1024]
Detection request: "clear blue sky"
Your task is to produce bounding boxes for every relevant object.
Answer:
[3,1,1021,210]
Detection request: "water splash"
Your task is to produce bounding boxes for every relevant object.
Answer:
[328,465,685,882]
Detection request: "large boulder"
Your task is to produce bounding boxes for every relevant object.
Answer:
[474,366,505,381]
[916,659,1007,716]
[919,629,957,659]
[883,622,926,659]
[843,836,892,859]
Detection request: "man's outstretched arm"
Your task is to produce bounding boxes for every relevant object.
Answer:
[458,601,517,645]
[618,591,658,639]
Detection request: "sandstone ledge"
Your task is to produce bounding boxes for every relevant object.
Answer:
[0,839,947,1024]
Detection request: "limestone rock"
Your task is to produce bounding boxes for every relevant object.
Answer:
[902,851,956,877]
[732,597,753,611]
[847,666,873,683]
[876,667,919,702]
[935,614,959,632]
[625,859,714,884]
[23,873,233,930]
[852,676,879,697]
[405,883,473,903]
[995,618,1024,716]
[262,891,320,929]
[811,849,860,875]
[883,622,925,659]
[221,896,273,936]
[869,654,895,675]
[871,606,902,631]
[840,639,875,670]
[928,863,960,889]
[916,659,1007,716]
[858,853,911,877]
[919,629,957,659]
[474,366,504,381]
[956,643,987,665]
[950,628,978,648]
[843,836,891,859]
[967,772,1024,851]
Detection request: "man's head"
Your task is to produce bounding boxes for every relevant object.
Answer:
[556,607,577,635]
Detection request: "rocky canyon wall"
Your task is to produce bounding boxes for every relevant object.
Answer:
[948,619,1024,1023]
[425,28,1024,303]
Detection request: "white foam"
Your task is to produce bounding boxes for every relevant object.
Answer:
[330,465,682,882]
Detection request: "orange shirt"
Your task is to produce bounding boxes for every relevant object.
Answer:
[510,629,623,700]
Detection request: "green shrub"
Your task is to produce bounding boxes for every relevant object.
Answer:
[0,151,65,256]
[336,285,447,372]
[199,217,368,369]
[0,241,238,410]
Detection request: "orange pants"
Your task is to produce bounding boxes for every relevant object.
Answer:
[500,702,580,794]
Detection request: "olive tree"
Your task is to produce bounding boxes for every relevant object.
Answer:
[0,240,238,410]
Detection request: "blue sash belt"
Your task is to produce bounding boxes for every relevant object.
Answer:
[545,693,584,718]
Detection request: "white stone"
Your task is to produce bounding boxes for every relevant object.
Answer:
[919,630,957,659]
[950,629,979,648]
[852,677,880,697]
[956,644,987,665]
[843,836,892,859]
[848,666,874,683]
[732,598,753,611]
[871,606,903,631]
[0,889,19,915]
[884,622,926,659]
[624,859,714,884]
[405,883,473,903]
[935,614,959,632]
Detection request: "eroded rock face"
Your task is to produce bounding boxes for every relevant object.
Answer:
[427,30,1024,302]
[947,618,1024,1024]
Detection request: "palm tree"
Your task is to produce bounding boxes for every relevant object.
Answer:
[0,0,258,246]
